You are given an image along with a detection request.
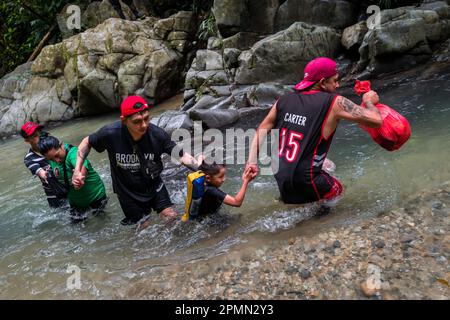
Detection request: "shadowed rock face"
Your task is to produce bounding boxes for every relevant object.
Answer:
[274,0,359,32]
[213,0,359,38]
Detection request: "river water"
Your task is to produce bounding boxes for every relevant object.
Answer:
[0,77,449,299]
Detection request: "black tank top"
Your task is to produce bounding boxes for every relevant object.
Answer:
[274,90,338,202]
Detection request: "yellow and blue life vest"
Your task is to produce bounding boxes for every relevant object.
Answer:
[181,171,205,222]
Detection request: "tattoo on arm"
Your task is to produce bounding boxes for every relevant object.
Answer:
[337,97,371,120]
[77,145,90,161]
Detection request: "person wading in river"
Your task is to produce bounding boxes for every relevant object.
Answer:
[247,57,383,214]
[71,96,201,227]
[20,122,67,208]
[39,135,107,222]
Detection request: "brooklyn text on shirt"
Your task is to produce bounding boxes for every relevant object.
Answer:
[115,153,154,171]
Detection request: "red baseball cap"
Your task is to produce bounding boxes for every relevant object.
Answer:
[294,57,338,91]
[20,122,43,138]
[120,96,149,117]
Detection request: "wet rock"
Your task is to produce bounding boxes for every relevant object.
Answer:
[150,110,193,134]
[189,108,239,128]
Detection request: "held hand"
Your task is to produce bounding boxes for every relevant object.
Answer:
[197,154,205,168]
[242,167,254,182]
[362,90,379,105]
[72,169,86,190]
[37,170,48,184]
[245,162,259,179]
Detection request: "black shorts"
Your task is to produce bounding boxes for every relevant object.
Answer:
[117,183,173,223]
[277,171,343,204]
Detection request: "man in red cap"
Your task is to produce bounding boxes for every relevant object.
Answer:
[72,96,200,227]
[247,57,382,212]
[20,122,67,207]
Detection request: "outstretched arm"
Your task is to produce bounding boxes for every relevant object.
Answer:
[72,136,91,189]
[333,91,382,128]
[247,103,278,176]
[223,168,253,207]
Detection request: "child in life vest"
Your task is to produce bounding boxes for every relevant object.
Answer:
[184,159,255,220]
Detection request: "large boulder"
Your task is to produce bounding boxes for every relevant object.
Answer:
[0,65,73,138]
[274,0,359,31]
[358,6,450,75]
[222,32,260,50]
[246,0,280,35]
[78,69,117,114]
[212,0,249,37]
[189,108,240,128]
[1,12,197,138]
[235,22,342,84]
[342,21,368,50]
[150,110,193,134]
[32,15,194,114]
[82,0,121,30]
[419,1,450,19]
[213,0,280,37]
[185,54,230,90]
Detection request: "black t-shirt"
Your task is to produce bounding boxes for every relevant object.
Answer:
[89,121,179,202]
[197,185,227,217]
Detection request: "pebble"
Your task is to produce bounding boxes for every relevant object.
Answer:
[300,269,311,279]
[343,271,352,280]
[124,184,450,300]
[431,201,443,210]
[285,266,298,275]
[373,240,386,249]
[400,234,415,243]
[360,281,377,298]
[382,291,395,300]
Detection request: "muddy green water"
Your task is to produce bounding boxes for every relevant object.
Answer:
[0,77,449,299]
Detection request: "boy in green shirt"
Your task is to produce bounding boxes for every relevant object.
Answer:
[38,135,107,222]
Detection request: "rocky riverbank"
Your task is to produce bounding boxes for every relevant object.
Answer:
[126,182,450,300]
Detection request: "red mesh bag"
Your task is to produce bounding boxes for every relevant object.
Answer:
[354,80,411,151]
